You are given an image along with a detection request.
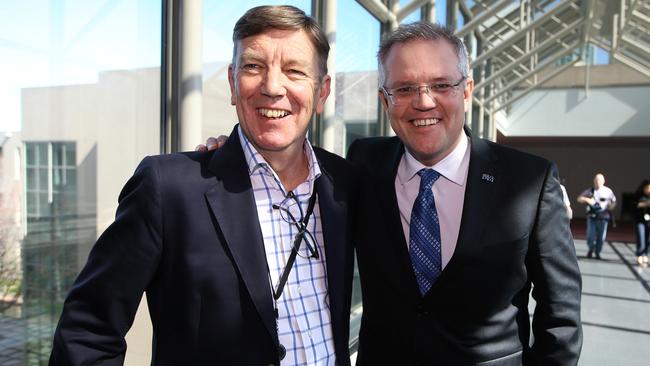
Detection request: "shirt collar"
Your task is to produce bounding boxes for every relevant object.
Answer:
[397,130,469,187]
[237,125,321,193]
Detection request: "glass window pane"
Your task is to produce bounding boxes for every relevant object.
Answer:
[65,142,75,165]
[39,168,48,189]
[65,169,77,192]
[39,193,50,217]
[37,143,48,166]
[53,166,63,187]
[26,191,37,215]
[336,2,380,154]
[1,1,162,362]
[53,143,63,166]
[26,168,37,189]
[26,143,36,164]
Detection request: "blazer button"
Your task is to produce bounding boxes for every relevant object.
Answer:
[416,305,429,317]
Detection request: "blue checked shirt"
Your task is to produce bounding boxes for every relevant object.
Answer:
[238,127,335,366]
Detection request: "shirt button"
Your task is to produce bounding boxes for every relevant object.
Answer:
[308,331,313,338]
[297,286,302,294]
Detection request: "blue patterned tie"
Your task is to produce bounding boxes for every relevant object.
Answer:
[409,168,442,296]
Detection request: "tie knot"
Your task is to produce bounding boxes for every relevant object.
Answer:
[417,169,440,190]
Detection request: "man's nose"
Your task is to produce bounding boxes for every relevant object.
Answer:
[412,86,437,109]
[261,68,287,97]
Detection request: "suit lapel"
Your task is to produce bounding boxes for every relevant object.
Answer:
[204,127,277,346]
[447,134,500,269]
[315,159,349,348]
[375,138,422,299]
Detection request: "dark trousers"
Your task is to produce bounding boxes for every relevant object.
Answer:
[586,217,608,254]
[636,221,650,256]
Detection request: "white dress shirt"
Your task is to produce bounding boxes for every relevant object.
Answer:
[395,132,471,269]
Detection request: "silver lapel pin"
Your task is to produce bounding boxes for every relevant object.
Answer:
[481,173,495,183]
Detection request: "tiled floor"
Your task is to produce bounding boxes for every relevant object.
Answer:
[574,238,650,366]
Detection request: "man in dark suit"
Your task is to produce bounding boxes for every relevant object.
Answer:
[348,22,582,365]
[50,6,356,365]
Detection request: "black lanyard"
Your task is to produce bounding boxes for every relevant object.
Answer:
[270,188,318,300]
[267,187,318,361]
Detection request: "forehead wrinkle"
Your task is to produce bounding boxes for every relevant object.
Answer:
[238,43,314,70]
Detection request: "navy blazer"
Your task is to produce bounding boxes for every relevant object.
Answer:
[50,126,357,365]
[348,132,582,366]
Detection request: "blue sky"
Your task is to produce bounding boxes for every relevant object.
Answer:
[0,0,162,132]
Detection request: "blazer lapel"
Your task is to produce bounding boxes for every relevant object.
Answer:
[204,127,277,346]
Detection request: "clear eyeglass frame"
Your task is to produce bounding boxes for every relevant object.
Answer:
[382,76,467,105]
[273,193,319,260]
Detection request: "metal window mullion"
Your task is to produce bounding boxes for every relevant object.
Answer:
[319,0,339,154]
[47,142,53,204]
[161,0,203,154]
[160,0,175,154]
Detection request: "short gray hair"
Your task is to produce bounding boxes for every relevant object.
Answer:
[378,22,470,86]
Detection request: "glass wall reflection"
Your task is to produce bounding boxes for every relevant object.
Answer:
[0,1,161,364]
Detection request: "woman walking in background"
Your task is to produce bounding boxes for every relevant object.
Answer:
[634,179,650,265]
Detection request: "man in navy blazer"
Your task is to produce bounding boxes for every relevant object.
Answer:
[348,23,582,365]
[50,6,356,365]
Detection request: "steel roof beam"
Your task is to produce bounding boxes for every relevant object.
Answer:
[613,52,650,77]
[356,0,397,24]
[483,41,580,105]
[471,0,578,66]
[492,58,580,113]
[474,18,585,90]
[396,0,431,22]
[456,0,514,38]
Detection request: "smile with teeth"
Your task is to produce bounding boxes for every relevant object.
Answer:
[258,108,290,119]
[411,118,440,126]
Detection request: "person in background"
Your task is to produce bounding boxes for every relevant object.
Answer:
[49,6,356,365]
[633,179,650,265]
[577,173,616,260]
[560,179,573,219]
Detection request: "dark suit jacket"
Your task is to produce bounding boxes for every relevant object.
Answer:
[348,133,582,366]
[50,127,356,365]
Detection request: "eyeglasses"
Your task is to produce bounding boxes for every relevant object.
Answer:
[382,76,466,106]
[270,190,319,300]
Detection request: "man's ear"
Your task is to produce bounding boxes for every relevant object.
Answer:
[228,65,237,106]
[463,77,474,112]
[314,75,331,114]
[378,89,391,115]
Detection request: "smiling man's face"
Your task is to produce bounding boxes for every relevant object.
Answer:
[380,39,473,166]
[228,28,330,157]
